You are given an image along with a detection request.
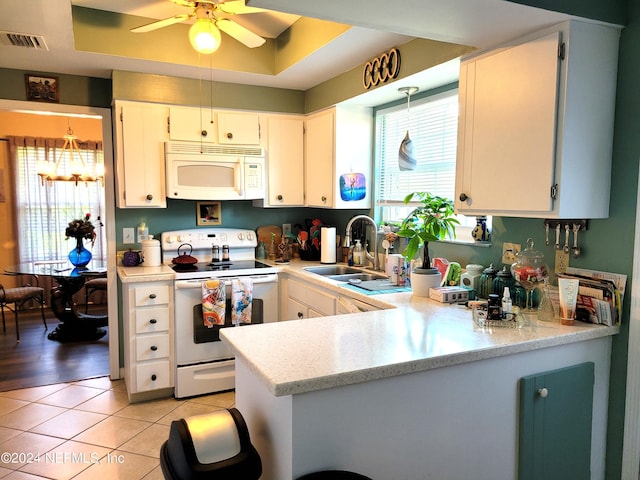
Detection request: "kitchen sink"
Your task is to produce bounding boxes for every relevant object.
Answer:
[304,265,363,276]
[328,273,387,282]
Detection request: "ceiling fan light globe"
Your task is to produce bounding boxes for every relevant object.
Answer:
[189,19,221,54]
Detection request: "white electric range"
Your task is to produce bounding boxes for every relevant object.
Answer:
[161,228,278,398]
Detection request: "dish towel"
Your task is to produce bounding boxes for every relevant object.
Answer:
[202,280,225,327]
[232,278,253,326]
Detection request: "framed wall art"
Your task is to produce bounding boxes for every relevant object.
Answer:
[25,74,59,103]
[197,201,222,226]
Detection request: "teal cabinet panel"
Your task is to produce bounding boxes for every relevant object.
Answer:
[519,362,594,480]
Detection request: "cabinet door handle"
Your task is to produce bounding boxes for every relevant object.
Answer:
[537,387,549,398]
[150,345,158,351]
[297,312,304,319]
[201,130,208,137]
[149,293,157,299]
[151,374,157,381]
[459,193,469,202]
[146,194,153,201]
[277,194,283,201]
[321,196,327,203]
[226,132,233,139]
[149,319,157,324]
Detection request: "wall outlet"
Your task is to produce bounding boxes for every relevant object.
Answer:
[123,227,135,244]
[502,242,521,264]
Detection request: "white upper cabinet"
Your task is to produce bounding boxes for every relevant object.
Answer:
[217,111,261,145]
[304,106,372,209]
[254,114,305,207]
[114,100,168,208]
[456,20,620,218]
[168,106,260,145]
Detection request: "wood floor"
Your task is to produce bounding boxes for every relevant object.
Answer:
[0,305,109,392]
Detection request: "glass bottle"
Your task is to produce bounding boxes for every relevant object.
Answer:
[353,240,364,266]
[267,234,277,260]
[537,279,555,322]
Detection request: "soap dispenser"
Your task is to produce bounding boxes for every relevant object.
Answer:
[353,240,364,266]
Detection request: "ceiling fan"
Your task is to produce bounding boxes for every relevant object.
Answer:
[131,0,266,53]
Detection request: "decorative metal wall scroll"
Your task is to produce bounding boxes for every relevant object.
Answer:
[362,48,401,89]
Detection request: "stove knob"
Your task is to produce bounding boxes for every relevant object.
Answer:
[246,232,254,241]
[166,235,177,244]
[238,232,245,240]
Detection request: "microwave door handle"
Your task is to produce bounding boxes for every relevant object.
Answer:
[236,162,243,197]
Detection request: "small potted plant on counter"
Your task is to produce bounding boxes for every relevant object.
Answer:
[397,192,459,296]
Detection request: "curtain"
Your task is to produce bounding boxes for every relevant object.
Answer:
[8,136,106,304]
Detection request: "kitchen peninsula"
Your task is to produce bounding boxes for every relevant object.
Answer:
[221,262,618,480]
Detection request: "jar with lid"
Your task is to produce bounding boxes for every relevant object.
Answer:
[487,293,502,320]
[478,264,498,299]
[492,266,515,297]
[511,238,549,312]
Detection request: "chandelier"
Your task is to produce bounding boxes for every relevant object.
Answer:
[37,122,104,187]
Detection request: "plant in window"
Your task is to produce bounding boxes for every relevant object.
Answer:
[397,192,458,269]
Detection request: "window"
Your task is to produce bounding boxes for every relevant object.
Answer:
[374,88,489,242]
[10,137,106,264]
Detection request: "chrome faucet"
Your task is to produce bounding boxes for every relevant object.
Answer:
[344,214,379,270]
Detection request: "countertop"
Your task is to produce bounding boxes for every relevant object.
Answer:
[117,264,175,283]
[222,259,619,397]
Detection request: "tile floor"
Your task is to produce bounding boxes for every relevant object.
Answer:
[0,377,236,479]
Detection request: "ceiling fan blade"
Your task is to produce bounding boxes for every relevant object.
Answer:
[216,18,266,48]
[131,14,192,33]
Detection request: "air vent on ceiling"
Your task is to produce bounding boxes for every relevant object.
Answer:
[0,31,48,50]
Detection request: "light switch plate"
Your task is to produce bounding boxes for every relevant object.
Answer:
[123,227,135,244]
[555,249,570,274]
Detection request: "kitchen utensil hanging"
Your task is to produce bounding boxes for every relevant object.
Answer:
[543,220,588,256]
[398,86,419,171]
[572,223,582,257]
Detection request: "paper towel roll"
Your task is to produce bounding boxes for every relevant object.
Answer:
[320,227,337,264]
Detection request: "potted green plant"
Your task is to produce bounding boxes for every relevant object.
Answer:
[397,192,458,296]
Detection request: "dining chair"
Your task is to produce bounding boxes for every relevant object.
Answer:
[0,275,47,342]
[84,276,107,313]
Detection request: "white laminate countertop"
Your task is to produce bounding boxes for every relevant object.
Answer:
[117,265,175,283]
[222,259,619,397]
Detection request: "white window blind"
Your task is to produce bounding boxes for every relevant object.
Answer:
[376,89,458,206]
[10,137,106,264]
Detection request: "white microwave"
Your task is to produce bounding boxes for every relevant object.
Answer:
[165,141,265,200]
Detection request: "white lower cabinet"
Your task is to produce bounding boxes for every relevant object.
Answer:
[122,280,174,401]
[281,276,337,320]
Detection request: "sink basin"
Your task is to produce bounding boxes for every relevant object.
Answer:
[304,265,363,276]
[328,273,387,282]
[344,278,406,292]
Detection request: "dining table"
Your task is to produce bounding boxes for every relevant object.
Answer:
[5,260,108,342]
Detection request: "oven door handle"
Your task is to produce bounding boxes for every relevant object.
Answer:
[175,274,278,289]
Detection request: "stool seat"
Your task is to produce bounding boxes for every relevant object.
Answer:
[160,408,261,480]
[84,276,107,313]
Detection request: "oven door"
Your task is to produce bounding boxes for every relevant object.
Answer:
[174,274,278,367]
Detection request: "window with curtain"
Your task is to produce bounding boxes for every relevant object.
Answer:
[375,88,489,242]
[8,136,106,264]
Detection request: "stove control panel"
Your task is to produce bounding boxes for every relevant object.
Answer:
[161,228,257,251]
